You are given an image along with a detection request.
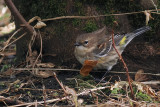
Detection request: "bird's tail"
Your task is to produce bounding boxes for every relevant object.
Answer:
[124,26,151,47]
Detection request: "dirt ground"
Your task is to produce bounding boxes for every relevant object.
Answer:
[0,37,159,106]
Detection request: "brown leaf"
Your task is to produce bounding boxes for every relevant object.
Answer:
[37,63,55,68]
[80,60,98,76]
[135,82,157,98]
[135,69,148,82]
[32,70,54,78]
[65,86,77,106]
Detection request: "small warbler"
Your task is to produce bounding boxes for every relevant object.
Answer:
[74,26,151,71]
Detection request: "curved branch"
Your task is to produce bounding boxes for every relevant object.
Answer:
[4,0,34,35]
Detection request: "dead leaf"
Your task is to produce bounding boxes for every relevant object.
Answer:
[0,54,4,64]
[28,16,41,24]
[32,70,54,78]
[134,82,157,98]
[80,60,98,76]
[144,10,154,25]
[65,86,78,107]
[37,63,55,68]
[2,68,13,76]
[135,69,148,82]
[34,21,46,29]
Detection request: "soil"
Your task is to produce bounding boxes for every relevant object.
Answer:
[0,36,159,106]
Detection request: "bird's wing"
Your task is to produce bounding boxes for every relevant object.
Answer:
[93,37,112,57]
[93,34,125,57]
[113,34,126,46]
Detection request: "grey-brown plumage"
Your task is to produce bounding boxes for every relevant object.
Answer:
[74,26,151,71]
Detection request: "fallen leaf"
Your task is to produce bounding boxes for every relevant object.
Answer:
[65,86,77,107]
[80,60,98,76]
[34,21,46,29]
[135,69,148,82]
[32,70,54,78]
[37,63,55,68]
[134,82,157,98]
[28,16,41,24]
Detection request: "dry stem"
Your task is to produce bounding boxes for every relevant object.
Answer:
[111,29,134,100]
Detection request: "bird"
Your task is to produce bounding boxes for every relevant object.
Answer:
[74,26,151,71]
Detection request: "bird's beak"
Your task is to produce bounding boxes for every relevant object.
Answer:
[74,42,80,46]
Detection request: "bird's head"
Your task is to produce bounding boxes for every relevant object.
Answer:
[74,26,107,54]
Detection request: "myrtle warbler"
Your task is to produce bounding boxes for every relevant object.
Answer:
[74,26,151,71]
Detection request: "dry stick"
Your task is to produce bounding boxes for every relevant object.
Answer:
[0,28,22,52]
[111,29,134,100]
[12,68,160,76]
[5,0,34,35]
[151,11,160,14]
[42,85,47,107]
[150,0,158,13]
[0,33,27,52]
[33,30,43,68]
[27,29,37,65]
[41,9,160,22]
[53,73,68,95]
[8,86,110,107]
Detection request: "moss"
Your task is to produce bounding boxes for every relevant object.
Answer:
[136,91,152,102]
[111,88,126,95]
[66,74,97,89]
[13,0,160,62]
[72,19,82,27]
[1,64,11,72]
[13,0,151,31]
[83,20,98,32]
[104,16,115,27]
[74,1,85,15]
[14,0,67,20]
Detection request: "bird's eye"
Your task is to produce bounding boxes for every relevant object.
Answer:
[84,40,88,45]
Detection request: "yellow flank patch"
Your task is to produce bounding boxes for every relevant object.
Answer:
[120,36,126,46]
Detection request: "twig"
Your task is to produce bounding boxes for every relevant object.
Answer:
[109,71,160,76]
[150,0,158,13]
[53,73,68,95]
[26,28,37,67]
[41,9,160,22]
[42,84,47,107]
[151,11,160,14]
[111,29,134,100]
[13,88,62,92]
[8,86,110,107]
[0,33,27,52]
[13,68,80,72]
[141,81,160,85]
[12,68,160,76]
[33,30,43,67]
[0,28,22,52]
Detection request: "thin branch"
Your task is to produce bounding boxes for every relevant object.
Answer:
[41,9,160,22]
[11,68,160,76]
[33,30,43,67]
[0,33,27,52]
[111,29,134,100]
[0,28,22,52]
[53,73,68,95]
[13,68,80,72]
[150,0,158,13]
[8,86,110,107]
[4,0,34,35]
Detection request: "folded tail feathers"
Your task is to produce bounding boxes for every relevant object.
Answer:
[131,26,151,37]
[123,26,151,47]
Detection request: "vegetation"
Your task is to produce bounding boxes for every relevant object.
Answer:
[0,0,159,106]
